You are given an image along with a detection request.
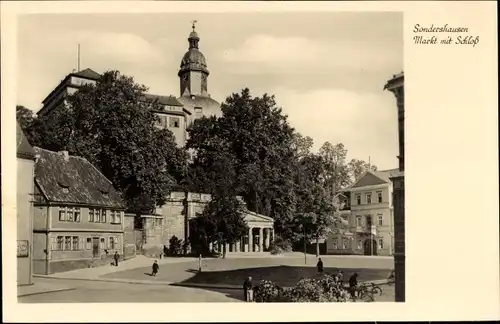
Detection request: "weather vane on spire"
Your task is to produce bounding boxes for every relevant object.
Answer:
[191,20,198,31]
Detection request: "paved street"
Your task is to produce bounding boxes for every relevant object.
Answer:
[19,278,240,303]
[103,255,393,287]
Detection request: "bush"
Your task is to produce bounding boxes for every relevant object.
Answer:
[253,280,283,302]
[253,274,373,303]
[168,235,183,256]
[269,236,292,255]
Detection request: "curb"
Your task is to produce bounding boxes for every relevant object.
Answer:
[33,276,391,290]
[171,282,241,290]
[34,275,175,286]
[18,287,77,298]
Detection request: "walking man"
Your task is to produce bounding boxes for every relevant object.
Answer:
[151,260,160,276]
[316,257,324,273]
[243,276,254,302]
[114,251,120,266]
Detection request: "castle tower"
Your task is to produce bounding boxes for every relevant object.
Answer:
[178,21,210,97]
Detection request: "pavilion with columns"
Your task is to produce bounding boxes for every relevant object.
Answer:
[210,211,275,253]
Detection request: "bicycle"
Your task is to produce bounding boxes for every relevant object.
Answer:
[354,282,383,301]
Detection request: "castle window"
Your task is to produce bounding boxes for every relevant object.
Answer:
[169,117,180,128]
[65,236,72,250]
[366,193,372,204]
[356,195,361,205]
[377,191,383,203]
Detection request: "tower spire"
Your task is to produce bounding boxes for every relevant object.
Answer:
[188,20,200,49]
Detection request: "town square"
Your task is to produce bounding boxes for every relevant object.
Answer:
[14,11,404,303]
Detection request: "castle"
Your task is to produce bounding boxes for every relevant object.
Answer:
[36,22,222,147]
[30,24,274,274]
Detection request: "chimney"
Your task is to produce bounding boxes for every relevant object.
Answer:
[59,151,70,162]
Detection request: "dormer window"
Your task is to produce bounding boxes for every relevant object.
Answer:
[58,180,70,193]
[194,107,203,115]
[100,187,110,198]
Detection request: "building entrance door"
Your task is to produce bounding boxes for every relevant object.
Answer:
[364,238,377,256]
[92,237,100,258]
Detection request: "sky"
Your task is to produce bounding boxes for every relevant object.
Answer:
[16,12,403,170]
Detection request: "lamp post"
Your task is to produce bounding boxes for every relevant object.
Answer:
[303,226,307,265]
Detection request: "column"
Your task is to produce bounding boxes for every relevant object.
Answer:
[248,228,253,252]
[272,229,275,243]
[259,228,264,252]
[209,242,213,252]
[235,240,241,252]
[265,228,270,249]
[225,243,229,254]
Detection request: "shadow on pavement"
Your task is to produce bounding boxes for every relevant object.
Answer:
[178,265,390,287]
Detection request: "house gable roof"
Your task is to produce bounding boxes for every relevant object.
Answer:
[17,122,36,159]
[245,211,274,223]
[70,68,101,80]
[350,170,389,188]
[33,147,125,208]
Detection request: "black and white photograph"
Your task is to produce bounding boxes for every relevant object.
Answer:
[2,1,498,322]
[14,11,404,303]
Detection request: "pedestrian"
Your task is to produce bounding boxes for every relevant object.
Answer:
[316,257,324,273]
[348,272,358,298]
[151,260,159,276]
[336,270,344,283]
[243,276,254,302]
[114,252,119,266]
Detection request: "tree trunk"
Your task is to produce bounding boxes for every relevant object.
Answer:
[222,242,226,259]
[316,233,320,257]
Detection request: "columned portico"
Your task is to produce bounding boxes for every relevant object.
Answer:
[236,211,274,253]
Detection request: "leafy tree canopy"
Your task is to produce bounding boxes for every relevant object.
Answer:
[187,88,297,239]
[190,195,248,256]
[23,70,186,214]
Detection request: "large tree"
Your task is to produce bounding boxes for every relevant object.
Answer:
[190,195,248,258]
[187,88,298,240]
[347,158,378,183]
[318,142,351,197]
[292,132,314,160]
[16,105,34,130]
[294,152,337,256]
[27,70,185,214]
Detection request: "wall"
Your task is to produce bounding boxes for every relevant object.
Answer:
[50,206,124,232]
[123,214,136,259]
[155,112,186,147]
[46,232,124,274]
[161,199,185,246]
[17,158,35,285]
[189,71,202,96]
[32,232,48,274]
